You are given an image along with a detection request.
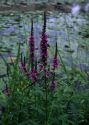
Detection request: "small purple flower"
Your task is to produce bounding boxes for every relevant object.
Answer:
[39,63,44,71]
[45,69,51,79]
[49,81,58,91]
[30,68,38,83]
[53,57,59,69]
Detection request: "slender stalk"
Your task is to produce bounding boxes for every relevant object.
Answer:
[40,11,48,124]
[44,68,48,125]
[58,50,68,74]
[44,11,48,125]
[46,99,55,125]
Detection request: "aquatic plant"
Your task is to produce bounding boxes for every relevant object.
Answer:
[49,41,59,91]
[30,68,38,83]
[40,12,48,67]
[1,11,89,125]
[52,41,59,70]
[29,19,35,70]
[20,53,30,78]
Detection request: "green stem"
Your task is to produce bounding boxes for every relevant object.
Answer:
[44,68,48,125]
[58,51,67,74]
[46,99,55,125]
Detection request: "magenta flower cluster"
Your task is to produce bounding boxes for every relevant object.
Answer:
[30,68,38,83]
[20,12,59,91]
[52,42,59,70]
[53,57,59,69]
[20,55,38,82]
[49,42,59,91]
[20,20,38,83]
[40,12,48,68]
[40,32,48,66]
[49,81,58,91]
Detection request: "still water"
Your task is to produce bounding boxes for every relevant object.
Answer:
[0,11,89,75]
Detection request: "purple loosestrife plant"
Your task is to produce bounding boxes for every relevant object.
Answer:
[40,12,49,124]
[20,19,38,84]
[28,19,38,83]
[20,53,30,78]
[29,20,38,83]
[30,68,38,83]
[20,54,38,83]
[52,41,59,70]
[29,19,35,70]
[29,57,38,83]
[49,42,59,91]
[40,12,48,68]
[49,81,58,91]
[53,57,59,69]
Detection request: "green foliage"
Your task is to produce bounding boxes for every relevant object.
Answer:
[0,63,89,125]
[0,11,89,125]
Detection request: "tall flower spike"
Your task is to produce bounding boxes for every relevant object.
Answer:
[20,53,30,78]
[43,11,46,33]
[30,58,38,83]
[30,68,38,83]
[29,19,35,70]
[40,11,48,67]
[52,41,59,69]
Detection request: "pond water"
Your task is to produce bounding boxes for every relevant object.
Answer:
[0,11,89,75]
[0,0,88,5]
